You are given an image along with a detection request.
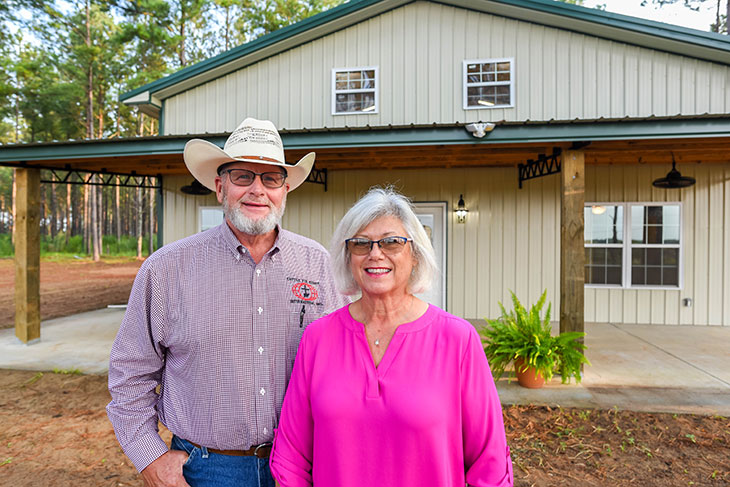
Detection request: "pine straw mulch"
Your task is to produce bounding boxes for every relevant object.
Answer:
[0,369,728,486]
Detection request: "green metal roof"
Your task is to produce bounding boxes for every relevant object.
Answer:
[2,118,729,167]
[121,0,730,105]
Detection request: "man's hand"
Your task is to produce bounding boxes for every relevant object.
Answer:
[141,450,191,487]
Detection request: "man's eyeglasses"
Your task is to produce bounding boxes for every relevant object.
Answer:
[345,236,412,255]
[221,169,287,189]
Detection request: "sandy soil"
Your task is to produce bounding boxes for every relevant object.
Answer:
[0,369,727,487]
[0,258,141,329]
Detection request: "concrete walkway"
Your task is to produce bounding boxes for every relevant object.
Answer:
[1,310,729,415]
[495,322,730,415]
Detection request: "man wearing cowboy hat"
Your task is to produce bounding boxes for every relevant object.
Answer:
[107,118,349,487]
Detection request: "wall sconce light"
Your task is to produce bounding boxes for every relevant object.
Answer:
[455,194,468,224]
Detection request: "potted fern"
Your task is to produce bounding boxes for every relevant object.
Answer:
[480,290,590,388]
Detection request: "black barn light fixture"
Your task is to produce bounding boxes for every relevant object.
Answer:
[652,155,696,189]
[180,180,212,195]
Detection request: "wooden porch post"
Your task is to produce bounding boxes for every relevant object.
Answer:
[15,168,41,343]
[560,150,585,335]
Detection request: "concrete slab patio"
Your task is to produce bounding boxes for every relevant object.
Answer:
[1,309,729,415]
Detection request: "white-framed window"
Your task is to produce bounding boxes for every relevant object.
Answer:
[200,207,224,232]
[332,67,378,115]
[584,202,682,289]
[463,58,514,110]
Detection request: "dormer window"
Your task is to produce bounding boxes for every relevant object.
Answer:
[463,59,514,109]
[332,67,378,115]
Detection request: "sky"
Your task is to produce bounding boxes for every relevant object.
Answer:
[583,0,722,31]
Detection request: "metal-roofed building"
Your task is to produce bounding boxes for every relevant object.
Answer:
[3,0,730,342]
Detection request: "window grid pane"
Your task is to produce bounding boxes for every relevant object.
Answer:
[584,247,622,285]
[465,60,511,107]
[586,203,680,289]
[334,69,376,113]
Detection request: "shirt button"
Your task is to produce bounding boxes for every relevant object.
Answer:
[259,388,266,396]
[263,428,268,435]
[236,254,240,260]
[258,346,264,355]
[258,307,263,314]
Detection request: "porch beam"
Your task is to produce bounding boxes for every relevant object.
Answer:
[560,150,585,335]
[15,168,41,343]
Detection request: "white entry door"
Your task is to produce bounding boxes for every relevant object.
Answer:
[413,202,447,309]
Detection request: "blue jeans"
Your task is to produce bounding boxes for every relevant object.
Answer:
[171,435,276,487]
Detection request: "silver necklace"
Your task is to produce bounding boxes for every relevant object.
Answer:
[371,296,414,347]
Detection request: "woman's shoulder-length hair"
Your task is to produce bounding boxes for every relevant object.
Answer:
[329,186,439,296]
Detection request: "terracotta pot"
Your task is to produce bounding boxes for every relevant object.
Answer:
[514,357,545,389]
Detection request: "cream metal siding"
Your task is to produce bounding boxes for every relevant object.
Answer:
[162,176,220,243]
[162,163,730,326]
[163,1,730,135]
[584,163,730,327]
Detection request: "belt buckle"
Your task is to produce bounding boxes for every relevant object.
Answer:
[253,442,272,458]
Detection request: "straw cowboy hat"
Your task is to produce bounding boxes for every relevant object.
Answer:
[183,117,315,191]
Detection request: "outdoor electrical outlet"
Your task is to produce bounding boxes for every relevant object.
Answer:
[683,298,693,307]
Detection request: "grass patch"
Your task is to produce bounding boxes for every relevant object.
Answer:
[52,367,83,375]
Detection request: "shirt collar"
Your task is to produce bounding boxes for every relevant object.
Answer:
[217,221,286,258]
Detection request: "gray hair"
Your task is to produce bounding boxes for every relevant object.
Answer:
[330,186,438,296]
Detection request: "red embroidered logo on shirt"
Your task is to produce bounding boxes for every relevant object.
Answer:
[292,282,318,301]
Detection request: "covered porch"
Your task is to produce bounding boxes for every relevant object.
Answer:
[2,117,729,342]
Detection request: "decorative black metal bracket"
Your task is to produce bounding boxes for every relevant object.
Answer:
[40,168,161,189]
[305,166,327,191]
[518,148,562,189]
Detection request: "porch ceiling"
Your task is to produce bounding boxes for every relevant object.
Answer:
[1,136,727,177]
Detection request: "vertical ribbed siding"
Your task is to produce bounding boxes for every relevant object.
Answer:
[280,167,561,322]
[164,163,729,326]
[162,176,219,243]
[162,1,730,135]
[584,163,730,327]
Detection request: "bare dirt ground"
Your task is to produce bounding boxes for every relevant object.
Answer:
[0,259,728,486]
[0,258,141,329]
[0,369,727,486]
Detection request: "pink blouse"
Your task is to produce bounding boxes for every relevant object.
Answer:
[270,305,513,487]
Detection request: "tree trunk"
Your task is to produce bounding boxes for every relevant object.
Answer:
[40,182,47,238]
[98,181,104,256]
[72,185,80,236]
[11,169,16,245]
[179,5,186,67]
[65,183,71,245]
[148,184,154,255]
[50,183,58,239]
[91,180,100,261]
[136,187,143,259]
[83,185,89,253]
[115,178,121,241]
[85,0,94,139]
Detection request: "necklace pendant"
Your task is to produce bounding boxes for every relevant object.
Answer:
[375,339,380,346]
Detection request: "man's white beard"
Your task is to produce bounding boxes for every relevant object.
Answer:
[223,191,287,236]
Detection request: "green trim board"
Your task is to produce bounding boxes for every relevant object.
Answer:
[1,118,729,164]
[121,0,730,109]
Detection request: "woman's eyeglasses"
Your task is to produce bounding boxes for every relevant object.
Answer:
[345,236,412,255]
[221,168,287,188]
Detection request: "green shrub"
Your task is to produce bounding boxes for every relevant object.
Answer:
[0,233,12,257]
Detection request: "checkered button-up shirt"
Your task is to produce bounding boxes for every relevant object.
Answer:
[107,223,349,472]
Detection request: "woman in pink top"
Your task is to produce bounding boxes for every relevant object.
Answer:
[270,187,513,487]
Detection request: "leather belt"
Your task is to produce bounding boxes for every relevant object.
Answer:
[188,440,272,458]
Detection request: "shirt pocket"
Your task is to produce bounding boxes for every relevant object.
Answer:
[287,305,314,361]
